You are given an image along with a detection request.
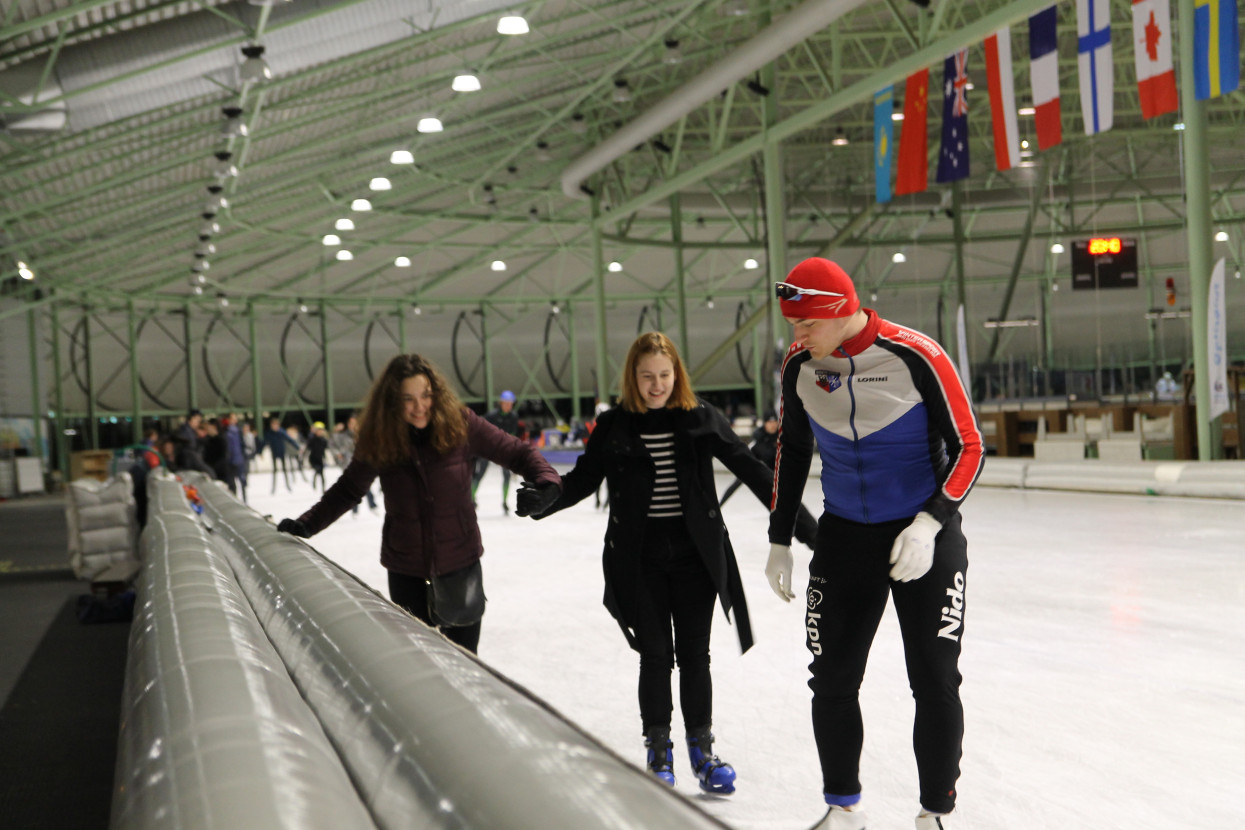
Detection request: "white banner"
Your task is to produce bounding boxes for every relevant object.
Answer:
[1208,258,1230,419]
[956,304,972,401]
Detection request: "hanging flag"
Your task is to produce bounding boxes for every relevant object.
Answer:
[874,87,894,204]
[936,49,970,183]
[1028,6,1062,150]
[1076,0,1114,134]
[1193,0,1240,99]
[1133,0,1178,118]
[895,68,930,196]
[984,27,1021,171]
[1208,258,1230,418]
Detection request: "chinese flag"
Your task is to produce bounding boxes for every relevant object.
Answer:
[895,68,929,196]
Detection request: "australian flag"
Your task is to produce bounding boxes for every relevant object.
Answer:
[936,49,970,183]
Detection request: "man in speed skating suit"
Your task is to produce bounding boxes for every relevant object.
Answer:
[764,257,983,830]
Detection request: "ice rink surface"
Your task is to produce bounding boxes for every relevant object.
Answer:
[246,462,1244,830]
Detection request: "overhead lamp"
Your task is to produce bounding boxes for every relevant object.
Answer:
[482,183,497,206]
[1173,122,1185,131]
[352,198,372,211]
[536,140,552,162]
[891,112,904,121]
[612,79,632,103]
[190,284,204,296]
[195,242,216,257]
[1051,281,1059,292]
[322,233,341,246]
[706,296,715,309]
[190,272,207,285]
[411,303,422,316]
[18,261,34,280]
[982,317,1040,328]
[663,39,682,65]
[394,256,411,267]
[217,293,230,308]
[1215,229,1229,242]
[205,189,228,212]
[832,127,849,146]
[1018,106,1036,116]
[491,260,506,271]
[240,44,272,83]
[569,112,587,134]
[551,302,561,315]
[417,116,443,133]
[191,260,210,273]
[199,220,220,239]
[335,217,355,231]
[336,249,354,261]
[744,258,759,270]
[297,299,308,314]
[607,261,623,272]
[892,251,906,263]
[369,177,392,191]
[452,73,481,92]
[390,149,414,164]
[221,106,247,138]
[212,151,238,180]
[1050,242,1065,254]
[528,207,540,222]
[497,15,529,35]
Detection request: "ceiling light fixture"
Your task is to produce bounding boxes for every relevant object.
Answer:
[369,177,391,191]
[832,127,849,146]
[536,140,552,162]
[195,242,216,257]
[322,233,341,246]
[18,261,34,280]
[892,251,906,263]
[1050,242,1065,254]
[239,44,272,83]
[612,79,632,103]
[336,249,353,261]
[417,116,443,133]
[491,260,506,271]
[352,198,372,211]
[412,303,422,316]
[212,151,238,180]
[395,256,411,267]
[390,149,414,164]
[744,258,759,270]
[221,106,247,138]
[607,261,623,272]
[497,14,529,35]
[569,112,587,134]
[663,39,682,65]
[335,217,355,231]
[1215,229,1229,242]
[199,220,220,239]
[217,293,229,308]
[452,73,481,92]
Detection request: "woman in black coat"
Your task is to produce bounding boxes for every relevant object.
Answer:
[527,332,816,795]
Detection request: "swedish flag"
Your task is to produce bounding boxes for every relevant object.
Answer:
[1193,0,1240,99]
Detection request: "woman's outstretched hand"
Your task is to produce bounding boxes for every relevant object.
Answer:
[515,482,560,518]
[277,517,311,537]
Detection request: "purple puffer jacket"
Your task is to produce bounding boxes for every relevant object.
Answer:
[297,408,560,578]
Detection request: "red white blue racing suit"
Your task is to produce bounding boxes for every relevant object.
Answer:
[768,309,983,815]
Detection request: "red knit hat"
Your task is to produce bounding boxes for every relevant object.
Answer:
[778,257,860,319]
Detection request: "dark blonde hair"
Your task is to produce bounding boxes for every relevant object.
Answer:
[619,332,698,413]
[355,354,468,466]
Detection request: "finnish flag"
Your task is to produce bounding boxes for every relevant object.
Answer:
[1077,0,1114,134]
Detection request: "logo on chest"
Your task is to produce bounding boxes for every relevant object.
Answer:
[814,370,841,394]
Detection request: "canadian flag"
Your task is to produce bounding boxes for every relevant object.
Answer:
[984,27,1021,170]
[1132,0,1178,118]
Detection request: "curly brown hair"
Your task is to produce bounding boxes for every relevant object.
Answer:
[619,331,698,413]
[354,354,468,467]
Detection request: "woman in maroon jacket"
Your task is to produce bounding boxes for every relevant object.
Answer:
[278,354,561,653]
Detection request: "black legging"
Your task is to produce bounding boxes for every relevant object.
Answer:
[387,570,482,654]
[806,510,968,815]
[631,517,718,735]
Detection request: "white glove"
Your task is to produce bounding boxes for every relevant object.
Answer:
[765,543,795,602]
[888,511,941,582]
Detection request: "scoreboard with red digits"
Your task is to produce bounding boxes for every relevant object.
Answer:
[1070,237,1139,289]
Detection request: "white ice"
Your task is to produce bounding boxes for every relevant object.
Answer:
[244,463,1245,830]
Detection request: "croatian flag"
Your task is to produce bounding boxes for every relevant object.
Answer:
[1076,0,1113,135]
[936,49,970,183]
[984,27,1021,171]
[1193,0,1240,99]
[1029,6,1062,150]
[1132,0,1178,118]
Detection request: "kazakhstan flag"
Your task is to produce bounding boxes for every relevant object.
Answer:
[1194,0,1240,99]
[874,87,894,204]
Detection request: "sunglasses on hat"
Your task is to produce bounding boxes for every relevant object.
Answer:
[774,282,847,301]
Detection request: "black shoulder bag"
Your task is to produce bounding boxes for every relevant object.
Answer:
[427,560,486,627]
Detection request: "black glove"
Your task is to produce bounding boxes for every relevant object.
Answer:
[515,481,560,518]
[277,517,311,538]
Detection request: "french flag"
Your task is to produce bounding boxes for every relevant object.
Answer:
[1077,0,1114,135]
[984,27,1020,170]
[1028,7,1062,150]
[1132,0,1178,118]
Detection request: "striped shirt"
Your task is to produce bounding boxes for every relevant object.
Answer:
[640,417,682,518]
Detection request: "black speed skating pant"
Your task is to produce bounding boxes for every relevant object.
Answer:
[632,517,718,736]
[806,511,967,815]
